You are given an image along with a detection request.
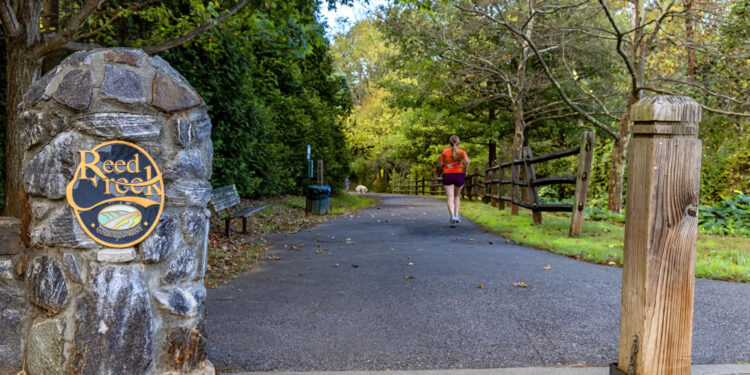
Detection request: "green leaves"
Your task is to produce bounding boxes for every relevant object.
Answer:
[699,191,750,237]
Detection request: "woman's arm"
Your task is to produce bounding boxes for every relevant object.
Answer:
[463,152,470,175]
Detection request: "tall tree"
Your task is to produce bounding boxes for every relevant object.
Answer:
[0,0,256,217]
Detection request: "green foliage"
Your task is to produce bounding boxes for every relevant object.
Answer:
[586,206,625,223]
[699,191,750,237]
[155,0,352,196]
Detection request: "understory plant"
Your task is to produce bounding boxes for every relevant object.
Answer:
[699,191,750,237]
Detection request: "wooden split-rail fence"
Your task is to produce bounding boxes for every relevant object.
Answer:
[392,173,485,200]
[392,131,595,237]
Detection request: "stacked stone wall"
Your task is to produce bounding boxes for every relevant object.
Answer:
[0,48,214,375]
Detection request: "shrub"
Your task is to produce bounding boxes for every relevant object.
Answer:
[699,191,750,237]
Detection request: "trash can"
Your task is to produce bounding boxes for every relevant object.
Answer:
[306,185,331,215]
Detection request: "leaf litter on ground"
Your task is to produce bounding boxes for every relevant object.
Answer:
[205,194,377,287]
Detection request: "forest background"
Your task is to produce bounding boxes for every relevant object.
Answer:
[0,0,747,230]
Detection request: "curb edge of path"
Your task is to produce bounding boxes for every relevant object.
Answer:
[224,363,750,375]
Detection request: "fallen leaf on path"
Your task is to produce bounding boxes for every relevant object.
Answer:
[391,248,395,251]
[290,246,297,250]
[511,281,527,288]
[407,262,414,266]
[608,261,616,266]
[417,248,423,251]
[478,282,483,289]
[267,256,280,260]
[542,265,551,270]
[316,249,323,254]
[298,244,304,247]
[405,276,413,279]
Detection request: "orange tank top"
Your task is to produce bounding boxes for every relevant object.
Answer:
[441,148,468,174]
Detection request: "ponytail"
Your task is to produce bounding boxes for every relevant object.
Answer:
[449,135,460,162]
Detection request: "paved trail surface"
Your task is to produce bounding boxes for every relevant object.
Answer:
[207,194,750,372]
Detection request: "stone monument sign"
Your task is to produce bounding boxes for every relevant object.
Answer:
[0,48,214,374]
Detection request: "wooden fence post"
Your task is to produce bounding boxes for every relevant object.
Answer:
[569,131,595,237]
[316,160,324,186]
[615,96,702,375]
[510,151,520,215]
[522,147,542,225]
[486,165,492,205]
[498,159,506,210]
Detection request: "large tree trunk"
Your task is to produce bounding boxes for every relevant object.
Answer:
[3,43,41,217]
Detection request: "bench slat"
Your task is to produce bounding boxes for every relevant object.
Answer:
[230,205,268,218]
[211,185,240,212]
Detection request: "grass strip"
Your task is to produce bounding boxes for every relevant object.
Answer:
[460,200,750,283]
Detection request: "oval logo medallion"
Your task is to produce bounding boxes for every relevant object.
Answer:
[66,140,164,248]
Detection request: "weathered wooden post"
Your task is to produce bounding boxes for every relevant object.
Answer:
[522,147,542,225]
[614,96,702,375]
[316,160,324,186]
[510,152,520,215]
[484,164,491,204]
[569,130,595,237]
[498,159,507,210]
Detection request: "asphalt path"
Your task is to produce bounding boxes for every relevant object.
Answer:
[206,194,750,372]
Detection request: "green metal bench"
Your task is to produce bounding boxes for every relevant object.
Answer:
[211,184,267,238]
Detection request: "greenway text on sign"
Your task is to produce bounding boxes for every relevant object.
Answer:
[66,140,164,248]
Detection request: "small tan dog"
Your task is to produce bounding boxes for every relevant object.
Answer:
[355,185,368,194]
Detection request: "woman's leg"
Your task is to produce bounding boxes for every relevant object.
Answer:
[444,184,455,217]
[454,184,464,218]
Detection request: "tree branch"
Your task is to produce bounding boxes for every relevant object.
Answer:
[73,0,165,42]
[640,86,750,117]
[456,4,619,138]
[0,0,20,36]
[142,0,250,53]
[33,0,101,58]
[597,0,638,95]
[62,41,103,51]
[652,76,748,105]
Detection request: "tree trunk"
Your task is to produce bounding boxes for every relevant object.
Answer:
[684,0,695,79]
[3,44,41,217]
[607,94,637,213]
[607,136,628,213]
[607,0,644,213]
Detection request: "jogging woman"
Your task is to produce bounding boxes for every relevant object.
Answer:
[438,135,470,227]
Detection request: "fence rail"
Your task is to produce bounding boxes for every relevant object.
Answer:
[393,130,595,237]
[392,173,485,201]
